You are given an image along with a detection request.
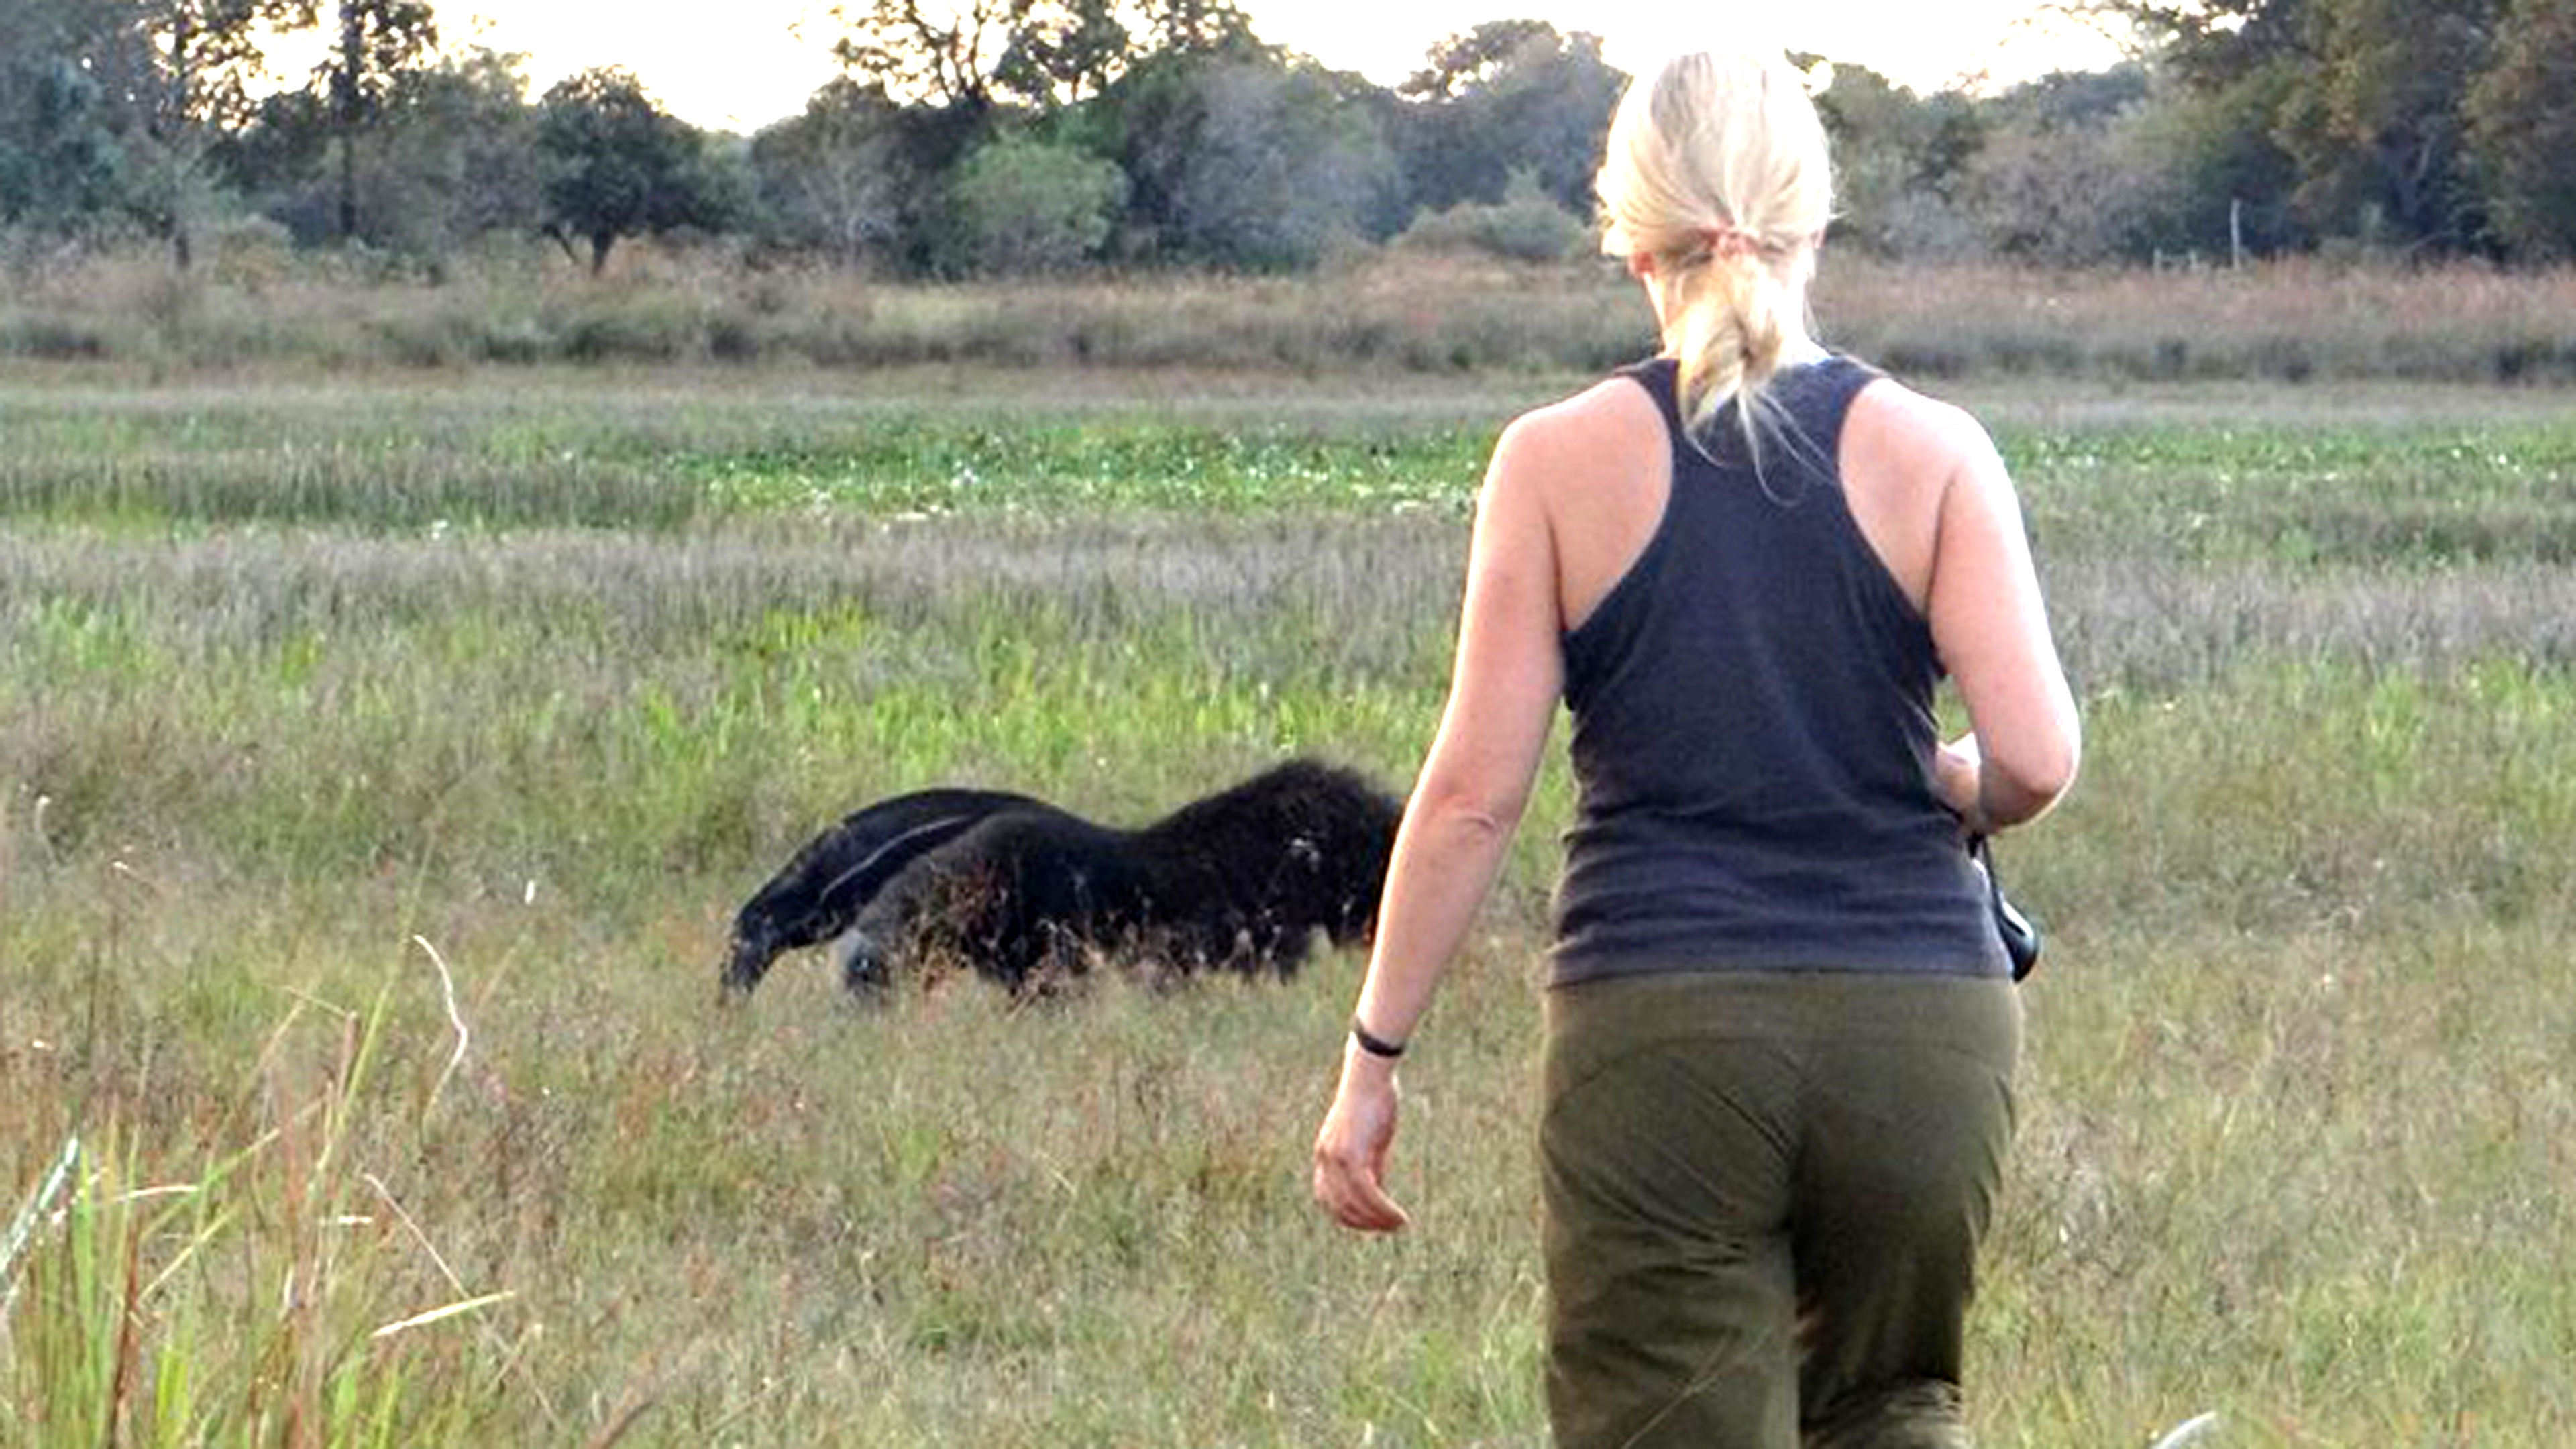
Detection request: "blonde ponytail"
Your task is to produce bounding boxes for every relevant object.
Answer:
[1664,249,1792,443]
[1595,50,1833,453]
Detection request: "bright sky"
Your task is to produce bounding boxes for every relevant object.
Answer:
[329,1,2129,132]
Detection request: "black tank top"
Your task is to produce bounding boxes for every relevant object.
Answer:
[1549,354,2010,984]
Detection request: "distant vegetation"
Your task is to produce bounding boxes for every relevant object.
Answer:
[10,245,2576,386]
[5,0,2576,282]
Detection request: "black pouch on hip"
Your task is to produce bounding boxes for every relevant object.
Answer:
[1970,835,2042,983]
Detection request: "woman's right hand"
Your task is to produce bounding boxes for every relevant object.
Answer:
[1312,1044,1411,1233]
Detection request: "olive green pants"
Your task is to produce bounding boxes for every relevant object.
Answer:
[1540,970,2021,1449]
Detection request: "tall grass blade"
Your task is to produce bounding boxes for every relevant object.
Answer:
[0,1135,80,1318]
[2151,1411,2223,1448]
[369,1291,517,1342]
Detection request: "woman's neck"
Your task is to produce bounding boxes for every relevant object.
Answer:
[1654,317,1825,366]
[1646,267,1820,361]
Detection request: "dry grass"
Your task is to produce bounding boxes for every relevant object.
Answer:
[9,240,2576,384]
[1817,256,2576,384]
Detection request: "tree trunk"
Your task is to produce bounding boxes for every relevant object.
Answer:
[338,1,362,240]
[339,139,359,241]
[170,7,195,272]
[589,231,614,275]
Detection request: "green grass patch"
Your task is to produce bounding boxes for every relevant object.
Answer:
[2011,417,2576,566]
[692,419,1490,515]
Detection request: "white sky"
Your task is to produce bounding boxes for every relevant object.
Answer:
[281,1,2129,133]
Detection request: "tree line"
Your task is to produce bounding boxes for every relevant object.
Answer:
[2,0,2573,277]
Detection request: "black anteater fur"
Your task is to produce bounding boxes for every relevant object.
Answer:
[720,760,1403,1000]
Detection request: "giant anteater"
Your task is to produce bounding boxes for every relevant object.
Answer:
[722,759,1402,1000]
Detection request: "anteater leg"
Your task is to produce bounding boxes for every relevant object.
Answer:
[830,925,894,1001]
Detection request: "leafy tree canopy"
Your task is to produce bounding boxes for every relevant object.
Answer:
[536,66,718,272]
[822,0,1258,111]
[2467,0,2576,258]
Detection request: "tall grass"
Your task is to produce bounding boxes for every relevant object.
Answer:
[1,962,526,1442]
[3,372,2573,1444]
[1819,256,2576,386]
[10,241,2576,382]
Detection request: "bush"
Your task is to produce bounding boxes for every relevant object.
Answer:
[200,213,299,292]
[949,136,1128,276]
[1396,174,1590,263]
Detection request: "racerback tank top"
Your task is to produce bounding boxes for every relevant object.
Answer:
[1549,354,2010,985]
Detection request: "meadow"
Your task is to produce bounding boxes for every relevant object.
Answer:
[3,343,2575,1446]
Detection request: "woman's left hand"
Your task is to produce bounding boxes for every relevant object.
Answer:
[1312,1047,1411,1232]
[1935,733,1987,835]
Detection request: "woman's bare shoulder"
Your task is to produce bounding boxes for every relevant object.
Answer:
[1491,376,1666,484]
[1844,375,2002,478]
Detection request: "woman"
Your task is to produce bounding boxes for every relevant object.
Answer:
[1310,47,2080,1449]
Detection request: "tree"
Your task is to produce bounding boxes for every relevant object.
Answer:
[535,68,718,274]
[2467,0,2576,258]
[2130,62,2310,256]
[1809,61,1982,256]
[823,0,1015,110]
[1136,0,1253,53]
[1958,67,2182,264]
[0,0,136,237]
[316,0,437,240]
[1,0,319,264]
[823,0,1263,109]
[993,0,1132,105]
[217,44,539,256]
[2271,0,2499,250]
[2082,0,2318,87]
[2090,0,2502,253]
[1123,54,1397,268]
[810,1,1028,270]
[808,0,1279,270]
[352,47,538,254]
[1393,21,1624,216]
[749,78,909,264]
[1,63,126,238]
[205,84,328,238]
[1401,18,1558,99]
[2071,5,2306,254]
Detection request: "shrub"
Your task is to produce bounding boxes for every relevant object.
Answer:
[1396,174,1589,263]
[949,136,1128,276]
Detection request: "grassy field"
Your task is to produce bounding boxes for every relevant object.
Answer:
[3,358,2575,1446]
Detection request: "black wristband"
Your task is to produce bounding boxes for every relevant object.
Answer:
[1350,1017,1407,1060]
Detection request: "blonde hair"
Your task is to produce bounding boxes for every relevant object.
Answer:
[1595,50,1833,448]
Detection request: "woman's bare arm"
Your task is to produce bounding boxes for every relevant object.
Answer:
[1311,407,1573,1232]
[1917,400,2080,831]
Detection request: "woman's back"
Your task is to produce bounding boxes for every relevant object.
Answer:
[1543,355,2006,983]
